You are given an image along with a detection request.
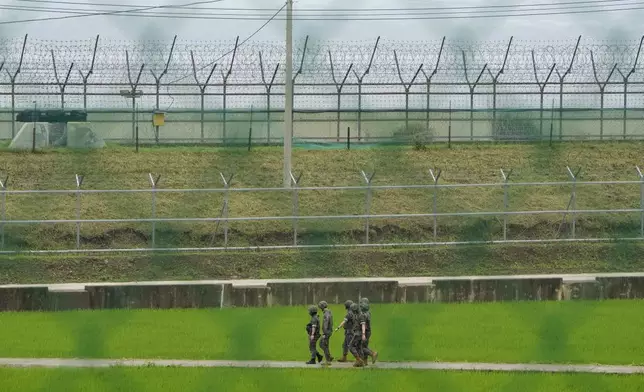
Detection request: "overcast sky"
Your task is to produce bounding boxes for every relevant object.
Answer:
[0,0,638,43]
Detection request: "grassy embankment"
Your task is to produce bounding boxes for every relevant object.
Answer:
[2,142,644,283]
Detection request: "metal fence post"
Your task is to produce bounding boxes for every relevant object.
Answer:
[420,37,445,139]
[500,169,513,240]
[221,37,239,145]
[75,174,84,249]
[530,51,556,140]
[462,50,487,141]
[328,51,353,142]
[259,51,280,145]
[150,36,176,144]
[554,36,581,141]
[51,50,74,110]
[220,173,234,248]
[352,37,379,142]
[361,170,376,244]
[590,50,618,141]
[148,173,161,247]
[190,51,217,144]
[566,166,581,238]
[78,35,99,111]
[615,37,643,140]
[429,168,441,240]
[0,175,7,250]
[637,166,644,238]
[125,50,145,144]
[8,34,27,139]
[394,50,423,132]
[290,171,302,245]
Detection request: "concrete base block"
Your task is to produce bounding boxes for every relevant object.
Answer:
[85,284,225,309]
[48,289,90,311]
[597,277,644,299]
[0,287,49,311]
[396,284,435,304]
[561,279,600,301]
[434,278,563,303]
[266,281,398,307]
[230,285,269,307]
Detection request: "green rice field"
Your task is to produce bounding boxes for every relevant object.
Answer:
[0,300,643,365]
[0,367,643,392]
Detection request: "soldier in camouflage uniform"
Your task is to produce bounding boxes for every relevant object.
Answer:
[305,305,323,365]
[360,301,378,364]
[348,302,366,367]
[318,301,334,365]
[334,300,354,362]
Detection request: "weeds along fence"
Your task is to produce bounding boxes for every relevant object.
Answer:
[2,167,644,253]
[3,35,644,144]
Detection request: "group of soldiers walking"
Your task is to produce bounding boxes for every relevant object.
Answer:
[305,297,378,367]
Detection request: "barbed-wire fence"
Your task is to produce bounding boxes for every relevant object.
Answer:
[2,34,644,143]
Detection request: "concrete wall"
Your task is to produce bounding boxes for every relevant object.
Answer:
[4,273,644,312]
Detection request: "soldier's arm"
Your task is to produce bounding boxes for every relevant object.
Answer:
[361,321,366,339]
[310,317,317,338]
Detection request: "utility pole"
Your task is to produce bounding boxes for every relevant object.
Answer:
[283,0,293,188]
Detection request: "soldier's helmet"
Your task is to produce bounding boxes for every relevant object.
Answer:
[318,301,328,310]
[360,302,370,312]
[344,300,354,309]
[360,297,369,305]
[308,305,318,315]
[350,302,360,312]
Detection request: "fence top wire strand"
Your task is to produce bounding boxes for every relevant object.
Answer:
[3,36,644,110]
[2,36,643,85]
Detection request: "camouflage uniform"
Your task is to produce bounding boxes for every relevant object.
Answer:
[360,302,374,362]
[340,300,354,361]
[348,302,365,366]
[318,301,334,363]
[305,305,323,364]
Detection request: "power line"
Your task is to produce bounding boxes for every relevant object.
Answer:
[4,0,644,19]
[1,1,643,21]
[10,0,640,11]
[0,7,643,21]
[4,0,644,16]
[0,0,227,25]
[167,2,287,85]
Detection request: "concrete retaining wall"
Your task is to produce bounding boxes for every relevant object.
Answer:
[85,284,229,310]
[3,273,644,312]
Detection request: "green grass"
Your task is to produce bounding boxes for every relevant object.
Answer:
[1,301,644,365]
[2,241,644,284]
[2,142,644,282]
[0,368,643,392]
[1,142,643,250]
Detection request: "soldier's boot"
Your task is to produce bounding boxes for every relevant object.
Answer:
[337,355,348,362]
[371,352,378,364]
[352,358,364,368]
[306,358,316,365]
[316,353,323,363]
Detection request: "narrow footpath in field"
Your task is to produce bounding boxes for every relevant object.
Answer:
[1,358,644,374]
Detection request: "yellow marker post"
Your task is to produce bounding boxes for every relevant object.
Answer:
[152,111,165,127]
